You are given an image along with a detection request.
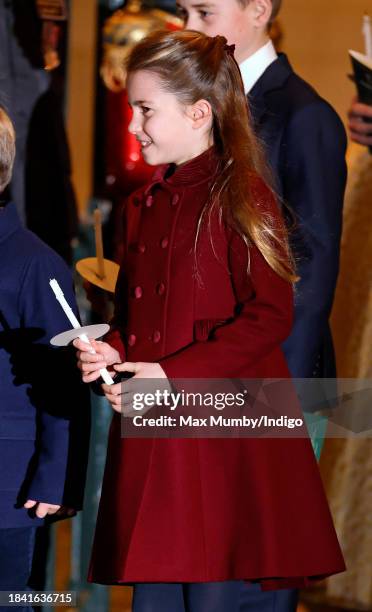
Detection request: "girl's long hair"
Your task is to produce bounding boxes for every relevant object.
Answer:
[126,30,297,283]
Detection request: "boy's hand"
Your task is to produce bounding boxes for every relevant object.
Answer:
[24,500,61,518]
[348,98,372,145]
[102,362,170,415]
[73,338,120,383]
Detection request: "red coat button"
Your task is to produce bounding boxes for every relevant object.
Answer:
[156,282,166,296]
[137,243,146,254]
[145,195,153,208]
[152,331,161,343]
[171,194,180,206]
[160,237,169,249]
[128,334,136,346]
[132,286,143,299]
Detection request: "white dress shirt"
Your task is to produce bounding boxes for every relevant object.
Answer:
[239,39,278,94]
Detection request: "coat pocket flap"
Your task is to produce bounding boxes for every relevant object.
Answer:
[193,318,228,342]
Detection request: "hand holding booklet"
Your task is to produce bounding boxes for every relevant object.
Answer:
[349,50,372,107]
[349,14,372,151]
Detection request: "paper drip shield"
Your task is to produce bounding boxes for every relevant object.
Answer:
[76,257,119,293]
[50,323,111,347]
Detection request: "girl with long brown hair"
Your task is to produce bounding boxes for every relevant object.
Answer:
[74,30,344,612]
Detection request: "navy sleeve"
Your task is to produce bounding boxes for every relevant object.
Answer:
[281,101,347,377]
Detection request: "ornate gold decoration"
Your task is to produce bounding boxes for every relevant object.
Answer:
[101,0,182,92]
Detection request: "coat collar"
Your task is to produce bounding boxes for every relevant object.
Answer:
[248,53,294,124]
[145,146,219,193]
[0,202,21,244]
[249,53,294,99]
[240,39,278,95]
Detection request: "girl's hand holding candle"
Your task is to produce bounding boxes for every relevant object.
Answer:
[49,278,115,385]
[73,337,121,384]
[101,361,169,415]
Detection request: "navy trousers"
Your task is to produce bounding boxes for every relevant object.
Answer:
[132,582,298,612]
[0,527,37,612]
[239,583,298,612]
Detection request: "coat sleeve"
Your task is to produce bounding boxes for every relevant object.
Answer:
[280,101,347,377]
[18,250,90,509]
[160,185,294,379]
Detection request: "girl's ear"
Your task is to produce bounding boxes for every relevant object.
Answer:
[186,99,213,129]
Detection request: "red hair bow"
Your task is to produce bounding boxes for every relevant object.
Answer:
[224,43,236,57]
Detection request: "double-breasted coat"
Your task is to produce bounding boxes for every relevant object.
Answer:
[88,148,345,589]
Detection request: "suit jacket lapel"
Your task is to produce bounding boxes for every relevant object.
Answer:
[247,53,294,127]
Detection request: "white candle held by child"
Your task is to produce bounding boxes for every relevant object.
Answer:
[49,278,114,385]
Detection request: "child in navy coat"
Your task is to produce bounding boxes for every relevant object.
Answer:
[0,107,90,603]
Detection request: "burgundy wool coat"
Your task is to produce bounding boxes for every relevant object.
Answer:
[88,148,345,590]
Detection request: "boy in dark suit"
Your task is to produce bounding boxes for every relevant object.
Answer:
[178,0,347,382]
[176,1,347,610]
[0,107,90,605]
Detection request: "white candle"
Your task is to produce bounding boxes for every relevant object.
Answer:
[363,14,372,58]
[49,278,114,385]
[50,278,81,328]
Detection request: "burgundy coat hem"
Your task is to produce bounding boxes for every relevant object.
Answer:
[87,568,346,591]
